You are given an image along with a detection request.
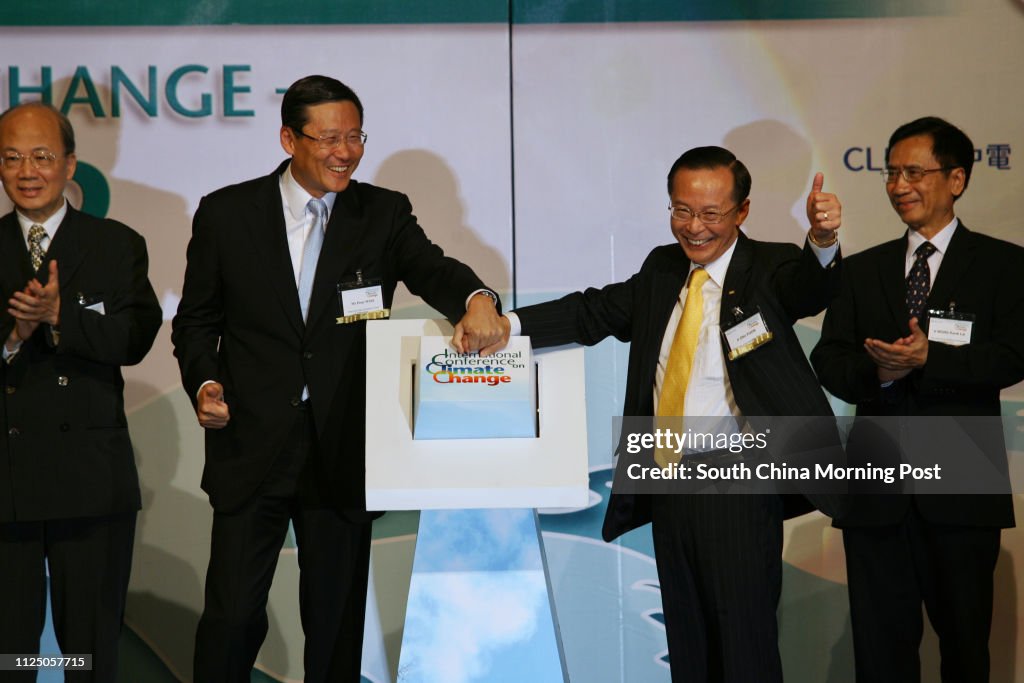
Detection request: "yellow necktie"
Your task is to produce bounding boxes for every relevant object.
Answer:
[655,267,709,467]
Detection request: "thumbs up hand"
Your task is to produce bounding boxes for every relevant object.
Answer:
[805,172,841,246]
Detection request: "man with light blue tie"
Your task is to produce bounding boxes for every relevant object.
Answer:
[172,75,505,682]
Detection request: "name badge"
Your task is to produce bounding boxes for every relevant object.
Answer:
[78,292,105,315]
[722,306,773,360]
[336,270,389,324]
[927,307,974,346]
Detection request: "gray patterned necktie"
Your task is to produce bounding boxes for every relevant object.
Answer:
[298,198,327,322]
[906,241,936,320]
[27,224,47,271]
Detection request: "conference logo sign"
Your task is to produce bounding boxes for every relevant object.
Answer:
[414,337,534,440]
[71,162,109,218]
[424,348,519,387]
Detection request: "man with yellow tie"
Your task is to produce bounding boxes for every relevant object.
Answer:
[500,146,841,682]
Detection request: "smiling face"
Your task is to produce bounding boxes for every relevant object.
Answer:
[669,165,750,266]
[0,105,76,223]
[886,133,964,239]
[280,100,363,197]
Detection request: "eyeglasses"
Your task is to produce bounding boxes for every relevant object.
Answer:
[881,166,955,184]
[293,129,368,150]
[668,204,739,225]
[0,150,60,171]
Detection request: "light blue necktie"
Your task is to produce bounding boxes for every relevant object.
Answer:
[298,198,327,322]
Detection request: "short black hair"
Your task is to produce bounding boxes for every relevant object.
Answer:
[0,102,76,155]
[887,116,974,197]
[281,75,364,133]
[667,146,751,205]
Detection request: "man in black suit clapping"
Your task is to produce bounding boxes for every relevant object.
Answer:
[0,102,161,681]
[812,117,1023,682]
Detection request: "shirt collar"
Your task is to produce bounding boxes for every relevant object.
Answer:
[16,197,68,243]
[907,216,958,257]
[688,232,740,288]
[280,162,337,222]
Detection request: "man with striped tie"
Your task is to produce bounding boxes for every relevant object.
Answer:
[812,117,1024,682]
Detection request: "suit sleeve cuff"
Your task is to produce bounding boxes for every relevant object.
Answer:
[2,339,22,362]
[505,312,522,337]
[197,379,218,402]
[807,237,839,267]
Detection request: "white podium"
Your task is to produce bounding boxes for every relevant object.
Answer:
[365,319,588,682]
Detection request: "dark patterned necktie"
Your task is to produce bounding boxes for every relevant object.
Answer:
[28,224,47,271]
[905,241,936,320]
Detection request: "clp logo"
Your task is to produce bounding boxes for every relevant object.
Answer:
[843,146,887,172]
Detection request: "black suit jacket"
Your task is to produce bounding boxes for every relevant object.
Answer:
[811,223,1022,527]
[171,162,493,519]
[0,207,161,522]
[516,232,840,541]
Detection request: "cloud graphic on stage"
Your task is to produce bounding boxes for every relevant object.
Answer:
[397,509,561,683]
[412,509,542,574]
[399,571,549,683]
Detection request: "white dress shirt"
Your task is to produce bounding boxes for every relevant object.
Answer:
[16,198,67,253]
[280,163,337,289]
[905,217,958,285]
[654,239,742,419]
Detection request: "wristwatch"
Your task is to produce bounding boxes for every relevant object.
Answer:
[474,289,499,307]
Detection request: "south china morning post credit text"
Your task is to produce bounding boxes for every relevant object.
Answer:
[610,416,1024,495]
[623,425,940,484]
